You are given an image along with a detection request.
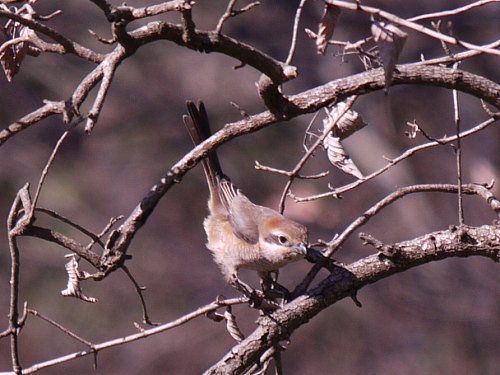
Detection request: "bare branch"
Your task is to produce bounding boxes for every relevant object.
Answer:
[18,297,246,374]
[285,0,308,65]
[27,308,94,348]
[127,22,297,84]
[30,127,76,220]
[215,0,260,34]
[452,64,465,225]
[408,0,500,22]
[0,8,104,62]
[292,116,497,202]
[0,100,67,147]
[294,183,500,295]
[326,0,500,57]
[121,266,160,326]
[119,0,193,20]
[23,225,102,267]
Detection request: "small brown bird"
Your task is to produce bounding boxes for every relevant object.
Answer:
[183,101,309,296]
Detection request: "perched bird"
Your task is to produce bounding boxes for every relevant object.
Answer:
[183,101,309,296]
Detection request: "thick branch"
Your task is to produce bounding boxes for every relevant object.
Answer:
[127,21,297,84]
[205,224,500,374]
[23,226,101,267]
[289,65,500,111]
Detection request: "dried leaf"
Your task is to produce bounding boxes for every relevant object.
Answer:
[323,134,363,179]
[371,21,407,90]
[0,4,41,81]
[205,310,225,322]
[224,307,244,342]
[316,4,341,55]
[0,24,18,82]
[405,120,420,139]
[323,101,367,140]
[61,255,97,303]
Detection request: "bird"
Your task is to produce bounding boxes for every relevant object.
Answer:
[183,100,309,298]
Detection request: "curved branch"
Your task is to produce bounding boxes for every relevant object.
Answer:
[205,224,500,374]
[127,21,297,84]
[0,101,67,147]
[22,226,102,267]
[289,65,500,110]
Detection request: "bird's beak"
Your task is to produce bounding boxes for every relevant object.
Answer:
[295,242,308,256]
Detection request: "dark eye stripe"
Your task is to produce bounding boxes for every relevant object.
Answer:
[265,234,289,246]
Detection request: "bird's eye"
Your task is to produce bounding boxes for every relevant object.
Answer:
[278,235,289,245]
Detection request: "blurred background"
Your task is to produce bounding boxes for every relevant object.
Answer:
[0,1,498,374]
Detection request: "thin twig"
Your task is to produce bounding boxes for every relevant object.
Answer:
[215,0,260,34]
[408,0,500,22]
[326,183,494,257]
[35,208,106,248]
[0,7,104,63]
[121,265,160,326]
[285,0,308,65]
[216,0,239,34]
[292,116,497,202]
[255,161,329,180]
[0,101,67,147]
[17,297,246,374]
[85,60,117,133]
[86,215,124,251]
[413,39,500,67]
[27,308,94,347]
[276,96,357,212]
[452,63,464,225]
[29,122,80,221]
[326,0,500,57]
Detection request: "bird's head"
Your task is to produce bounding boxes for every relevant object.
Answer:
[258,215,309,268]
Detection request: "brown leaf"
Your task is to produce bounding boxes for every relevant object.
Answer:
[323,101,367,140]
[371,21,407,90]
[316,4,341,55]
[323,134,363,179]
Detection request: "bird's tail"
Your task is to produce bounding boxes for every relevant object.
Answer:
[183,100,225,205]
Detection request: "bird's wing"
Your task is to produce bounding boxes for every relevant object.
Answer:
[219,179,260,244]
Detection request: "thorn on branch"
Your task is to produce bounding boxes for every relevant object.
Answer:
[350,291,362,308]
[230,101,250,119]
